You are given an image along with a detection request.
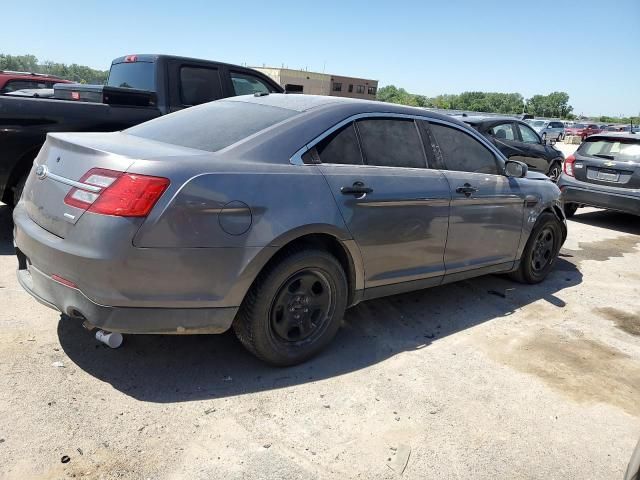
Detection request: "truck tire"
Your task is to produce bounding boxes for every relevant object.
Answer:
[234,247,348,366]
[510,212,563,284]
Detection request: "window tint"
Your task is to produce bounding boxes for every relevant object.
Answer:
[314,123,363,165]
[357,119,426,169]
[126,100,297,153]
[107,62,156,91]
[230,72,273,96]
[429,123,498,174]
[180,67,222,106]
[2,80,52,92]
[518,123,541,144]
[489,123,516,141]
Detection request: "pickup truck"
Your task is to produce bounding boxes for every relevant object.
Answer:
[0,54,283,205]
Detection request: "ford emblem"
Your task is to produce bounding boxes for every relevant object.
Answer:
[35,165,48,179]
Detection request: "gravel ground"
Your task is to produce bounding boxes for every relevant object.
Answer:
[1,145,639,479]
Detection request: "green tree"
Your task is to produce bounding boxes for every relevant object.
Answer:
[0,53,108,84]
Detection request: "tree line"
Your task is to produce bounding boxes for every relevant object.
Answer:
[377,85,576,119]
[0,54,108,85]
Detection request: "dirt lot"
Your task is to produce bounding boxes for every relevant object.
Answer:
[1,151,639,479]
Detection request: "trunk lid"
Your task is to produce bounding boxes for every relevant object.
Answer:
[573,136,640,189]
[22,131,199,238]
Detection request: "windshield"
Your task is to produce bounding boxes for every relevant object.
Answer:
[580,138,640,161]
[126,100,298,152]
[107,61,156,91]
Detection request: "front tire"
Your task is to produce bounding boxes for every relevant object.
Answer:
[233,248,348,366]
[510,212,563,284]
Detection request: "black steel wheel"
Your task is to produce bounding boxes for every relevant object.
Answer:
[510,212,563,284]
[530,226,555,273]
[234,247,347,366]
[270,269,334,343]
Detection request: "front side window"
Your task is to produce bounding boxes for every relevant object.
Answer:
[489,123,516,141]
[356,118,426,169]
[429,123,499,174]
[230,72,273,96]
[518,123,541,144]
[180,66,222,106]
[313,123,363,165]
[332,82,342,92]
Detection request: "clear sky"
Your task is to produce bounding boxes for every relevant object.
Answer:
[2,0,639,116]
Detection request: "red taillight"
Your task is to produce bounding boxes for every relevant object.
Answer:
[563,154,576,177]
[64,168,169,217]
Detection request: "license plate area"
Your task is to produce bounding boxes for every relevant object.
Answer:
[597,169,620,182]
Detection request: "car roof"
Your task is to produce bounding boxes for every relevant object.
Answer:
[460,115,526,127]
[224,93,470,125]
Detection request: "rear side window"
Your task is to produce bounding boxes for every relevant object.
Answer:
[180,67,223,106]
[489,123,516,140]
[356,119,426,169]
[126,101,297,152]
[579,138,640,161]
[314,123,363,165]
[429,123,499,174]
[230,72,274,96]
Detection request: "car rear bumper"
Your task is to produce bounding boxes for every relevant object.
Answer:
[11,202,274,334]
[558,175,640,215]
[16,261,238,334]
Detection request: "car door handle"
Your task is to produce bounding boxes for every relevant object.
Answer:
[341,182,373,197]
[455,183,478,197]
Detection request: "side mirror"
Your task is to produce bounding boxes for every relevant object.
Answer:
[505,160,528,178]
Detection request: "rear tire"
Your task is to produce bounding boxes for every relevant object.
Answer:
[510,212,562,284]
[233,248,348,366]
[564,203,578,218]
[547,162,562,182]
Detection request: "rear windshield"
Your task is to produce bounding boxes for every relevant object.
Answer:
[126,100,297,152]
[580,138,640,161]
[531,120,545,127]
[107,62,156,91]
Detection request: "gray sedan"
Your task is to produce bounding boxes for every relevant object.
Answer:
[14,94,567,365]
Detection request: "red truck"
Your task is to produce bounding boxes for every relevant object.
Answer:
[0,71,72,94]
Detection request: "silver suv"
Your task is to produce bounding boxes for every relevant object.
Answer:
[530,120,565,143]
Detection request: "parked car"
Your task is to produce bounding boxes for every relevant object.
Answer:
[13,94,567,366]
[626,438,640,480]
[529,120,565,142]
[564,123,601,140]
[0,71,71,94]
[462,116,565,180]
[558,132,640,217]
[0,54,282,206]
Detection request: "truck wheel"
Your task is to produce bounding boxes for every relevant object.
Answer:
[564,203,578,218]
[12,173,28,206]
[234,247,347,366]
[547,162,562,182]
[510,212,562,284]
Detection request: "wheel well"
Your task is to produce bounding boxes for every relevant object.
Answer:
[260,233,357,306]
[3,146,40,204]
[545,206,568,241]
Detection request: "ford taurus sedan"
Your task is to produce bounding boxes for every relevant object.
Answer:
[14,94,567,365]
